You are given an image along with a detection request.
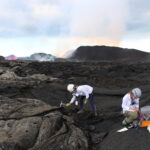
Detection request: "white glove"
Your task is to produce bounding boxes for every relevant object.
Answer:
[75,101,78,106]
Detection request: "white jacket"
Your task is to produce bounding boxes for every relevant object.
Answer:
[70,85,93,104]
[122,93,139,113]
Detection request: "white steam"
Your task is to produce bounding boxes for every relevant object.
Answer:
[30,53,56,61]
[54,0,130,57]
[68,0,128,41]
[0,0,131,57]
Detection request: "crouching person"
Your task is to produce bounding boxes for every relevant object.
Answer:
[66,84,97,116]
[122,88,142,128]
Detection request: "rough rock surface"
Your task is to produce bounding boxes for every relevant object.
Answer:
[0,59,150,150]
[0,56,4,61]
[0,96,88,150]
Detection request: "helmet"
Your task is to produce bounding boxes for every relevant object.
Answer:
[132,88,142,98]
[67,84,75,93]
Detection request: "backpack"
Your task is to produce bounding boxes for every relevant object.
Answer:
[141,106,150,120]
[140,106,150,127]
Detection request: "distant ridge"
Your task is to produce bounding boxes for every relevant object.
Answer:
[70,45,150,62]
[0,55,5,60]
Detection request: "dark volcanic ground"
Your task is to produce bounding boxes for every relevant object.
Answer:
[0,60,150,150]
[71,46,150,62]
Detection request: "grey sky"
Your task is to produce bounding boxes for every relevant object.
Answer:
[0,0,149,57]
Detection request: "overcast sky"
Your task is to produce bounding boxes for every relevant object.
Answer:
[0,0,150,57]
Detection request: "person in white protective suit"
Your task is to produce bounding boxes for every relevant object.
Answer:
[66,84,97,116]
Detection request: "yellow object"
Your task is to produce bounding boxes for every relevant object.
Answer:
[66,103,71,107]
[84,99,87,104]
[141,121,150,127]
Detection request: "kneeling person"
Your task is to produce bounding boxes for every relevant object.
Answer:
[122,88,142,128]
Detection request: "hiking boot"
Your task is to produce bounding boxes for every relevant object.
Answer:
[133,124,139,129]
[127,124,134,129]
[128,124,138,129]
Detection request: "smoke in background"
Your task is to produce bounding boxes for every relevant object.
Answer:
[67,0,128,39]
[50,0,129,57]
[30,53,56,61]
[0,0,130,57]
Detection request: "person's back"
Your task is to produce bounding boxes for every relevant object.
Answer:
[76,85,93,97]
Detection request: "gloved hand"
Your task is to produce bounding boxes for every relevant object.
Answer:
[66,103,71,107]
[75,101,78,106]
[84,99,88,104]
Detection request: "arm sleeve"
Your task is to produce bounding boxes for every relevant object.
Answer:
[130,100,139,109]
[85,92,89,99]
[70,95,76,104]
[122,97,130,111]
[130,104,139,109]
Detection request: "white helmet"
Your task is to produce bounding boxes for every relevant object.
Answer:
[67,84,75,93]
[132,88,142,98]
